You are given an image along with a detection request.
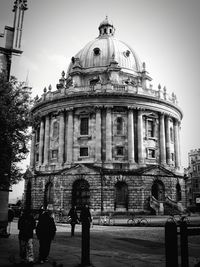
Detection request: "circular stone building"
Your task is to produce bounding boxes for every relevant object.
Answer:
[25,18,185,215]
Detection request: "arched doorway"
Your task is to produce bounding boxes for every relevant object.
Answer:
[72,179,90,210]
[44,182,53,209]
[25,181,32,210]
[114,181,128,211]
[151,180,165,201]
[176,183,182,202]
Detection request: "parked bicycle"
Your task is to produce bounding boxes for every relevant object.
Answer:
[54,209,71,224]
[99,214,115,225]
[167,214,190,225]
[127,214,148,226]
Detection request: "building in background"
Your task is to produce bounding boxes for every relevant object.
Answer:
[26,17,185,216]
[185,149,200,211]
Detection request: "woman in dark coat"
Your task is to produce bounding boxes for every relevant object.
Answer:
[36,209,56,263]
[68,206,79,237]
[18,209,36,264]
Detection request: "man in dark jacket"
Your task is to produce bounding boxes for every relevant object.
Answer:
[68,206,79,237]
[18,209,36,264]
[36,208,56,264]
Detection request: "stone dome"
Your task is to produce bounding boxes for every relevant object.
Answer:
[67,18,142,77]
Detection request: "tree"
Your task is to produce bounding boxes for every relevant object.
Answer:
[0,73,32,188]
[0,72,32,236]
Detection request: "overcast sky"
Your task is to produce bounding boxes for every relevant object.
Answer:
[0,0,200,201]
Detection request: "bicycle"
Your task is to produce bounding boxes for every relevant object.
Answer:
[99,215,115,225]
[167,214,190,225]
[127,214,148,226]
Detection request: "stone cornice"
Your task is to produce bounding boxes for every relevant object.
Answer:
[31,92,183,121]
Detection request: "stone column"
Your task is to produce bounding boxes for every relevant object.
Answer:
[95,107,101,162]
[159,113,166,165]
[30,130,36,168]
[66,109,73,164]
[38,118,45,165]
[138,110,144,164]
[128,108,135,164]
[43,115,50,165]
[165,116,171,165]
[105,107,112,162]
[58,111,65,164]
[174,119,180,169]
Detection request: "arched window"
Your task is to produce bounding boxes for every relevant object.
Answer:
[151,180,165,201]
[44,182,53,209]
[72,179,90,210]
[116,117,123,135]
[52,121,59,138]
[176,183,182,202]
[115,181,128,210]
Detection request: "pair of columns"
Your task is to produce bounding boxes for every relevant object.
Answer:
[160,114,181,168]
[30,110,74,168]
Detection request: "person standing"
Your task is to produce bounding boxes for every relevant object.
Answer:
[7,205,15,235]
[68,206,79,237]
[18,209,36,265]
[36,208,56,264]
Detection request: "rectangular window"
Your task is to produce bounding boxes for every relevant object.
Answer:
[80,147,88,157]
[147,120,154,138]
[148,149,155,159]
[80,117,89,135]
[52,150,58,159]
[170,127,174,142]
[36,153,39,162]
[116,146,124,156]
[171,153,174,161]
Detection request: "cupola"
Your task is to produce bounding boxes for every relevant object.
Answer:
[98,16,115,37]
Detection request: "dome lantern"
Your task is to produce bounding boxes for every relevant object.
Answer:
[98,16,115,37]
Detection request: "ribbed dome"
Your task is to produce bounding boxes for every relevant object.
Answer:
[67,19,142,77]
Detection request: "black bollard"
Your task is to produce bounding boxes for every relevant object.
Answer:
[180,221,189,267]
[80,205,92,266]
[81,220,90,266]
[165,221,178,267]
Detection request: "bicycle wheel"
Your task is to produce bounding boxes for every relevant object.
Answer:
[139,218,148,226]
[127,219,134,226]
[109,218,115,225]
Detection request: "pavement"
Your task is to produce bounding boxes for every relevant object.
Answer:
[0,215,200,267]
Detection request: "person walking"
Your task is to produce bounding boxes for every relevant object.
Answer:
[36,207,56,264]
[18,209,36,265]
[68,205,79,237]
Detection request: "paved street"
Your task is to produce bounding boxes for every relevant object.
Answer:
[0,218,200,267]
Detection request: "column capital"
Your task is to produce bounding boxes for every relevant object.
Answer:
[66,107,74,112]
[94,105,103,110]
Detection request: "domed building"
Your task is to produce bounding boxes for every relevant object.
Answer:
[25,17,185,215]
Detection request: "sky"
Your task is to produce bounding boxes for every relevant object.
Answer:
[0,0,200,201]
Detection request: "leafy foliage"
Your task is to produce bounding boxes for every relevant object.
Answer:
[0,73,33,187]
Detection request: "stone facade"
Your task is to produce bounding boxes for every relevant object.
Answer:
[25,17,186,215]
